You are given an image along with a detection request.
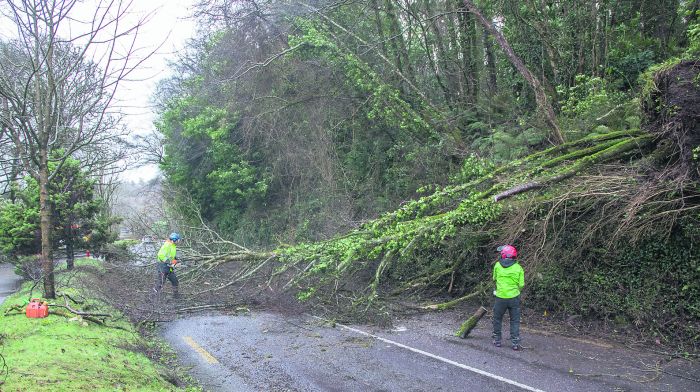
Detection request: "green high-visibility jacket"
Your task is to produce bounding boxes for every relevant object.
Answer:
[157,241,177,263]
[493,259,524,299]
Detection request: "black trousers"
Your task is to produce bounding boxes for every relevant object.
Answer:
[155,262,179,292]
[492,295,521,344]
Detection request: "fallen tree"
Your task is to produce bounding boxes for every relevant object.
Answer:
[110,60,699,345]
[159,127,657,322]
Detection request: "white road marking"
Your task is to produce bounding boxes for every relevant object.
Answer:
[314,316,546,392]
[183,336,220,364]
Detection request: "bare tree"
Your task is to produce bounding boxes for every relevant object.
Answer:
[0,0,152,298]
[131,131,165,165]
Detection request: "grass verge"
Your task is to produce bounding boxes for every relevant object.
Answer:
[0,258,198,391]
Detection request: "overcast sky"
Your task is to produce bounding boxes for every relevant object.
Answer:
[0,0,197,183]
[116,0,197,182]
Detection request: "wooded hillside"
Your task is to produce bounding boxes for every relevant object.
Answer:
[154,1,700,349]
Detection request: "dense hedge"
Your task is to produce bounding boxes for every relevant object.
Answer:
[530,224,700,346]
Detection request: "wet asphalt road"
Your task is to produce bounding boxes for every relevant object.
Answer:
[161,311,699,392]
[0,263,21,305]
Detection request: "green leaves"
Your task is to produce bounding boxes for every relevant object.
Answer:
[289,18,438,145]
[689,29,700,57]
[0,155,106,256]
[0,200,38,254]
[207,162,270,204]
[159,100,270,232]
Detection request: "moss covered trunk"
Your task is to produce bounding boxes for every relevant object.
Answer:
[456,306,488,338]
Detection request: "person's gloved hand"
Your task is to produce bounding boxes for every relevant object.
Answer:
[171,259,178,266]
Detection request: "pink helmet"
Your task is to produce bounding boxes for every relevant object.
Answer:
[498,245,517,259]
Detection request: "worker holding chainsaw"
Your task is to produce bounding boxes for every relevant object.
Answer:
[492,244,524,351]
[154,232,181,298]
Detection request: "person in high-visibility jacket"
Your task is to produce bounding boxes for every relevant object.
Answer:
[492,244,525,351]
[154,232,181,297]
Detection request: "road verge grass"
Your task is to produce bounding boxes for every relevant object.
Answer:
[0,258,197,391]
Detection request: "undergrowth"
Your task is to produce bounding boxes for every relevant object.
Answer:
[267,128,699,349]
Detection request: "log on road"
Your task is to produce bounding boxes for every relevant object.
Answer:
[455,306,488,338]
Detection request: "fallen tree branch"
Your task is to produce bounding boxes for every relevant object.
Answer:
[421,282,487,310]
[49,310,109,327]
[389,267,453,296]
[54,295,112,318]
[493,182,543,202]
[3,304,25,315]
[493,135,653,202]
[57,291,85,305]
[190,254,277,296]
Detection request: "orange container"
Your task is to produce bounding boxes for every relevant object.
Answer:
[26,298,49,318]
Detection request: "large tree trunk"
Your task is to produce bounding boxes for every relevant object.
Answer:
[385,0,412,83]
[483,30,498,95]
[39,151,55,298]
[66,224,75,270]
[463,0,564,144]
[425,0,455,103]
[371,0,389,60]
[9,147,20,203]
[418,0,452,104]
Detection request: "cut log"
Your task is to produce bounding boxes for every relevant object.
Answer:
[455,306,488,338]
[493,182,543,202]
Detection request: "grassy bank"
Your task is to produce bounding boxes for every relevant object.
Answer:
[0,259,195,391]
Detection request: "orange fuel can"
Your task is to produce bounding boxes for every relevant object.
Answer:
[26,298,49,318]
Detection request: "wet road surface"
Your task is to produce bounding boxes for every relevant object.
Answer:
[0,263,21,305]
[161,311,699,391]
